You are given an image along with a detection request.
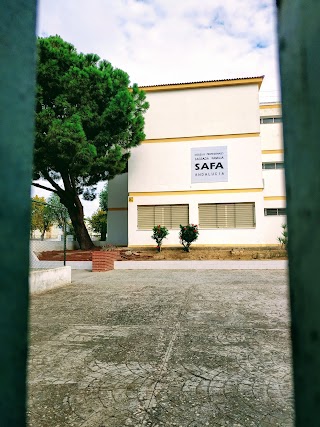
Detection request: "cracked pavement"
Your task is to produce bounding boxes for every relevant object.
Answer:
[28,269,294,426]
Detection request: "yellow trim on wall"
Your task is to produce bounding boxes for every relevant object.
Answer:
[260,103,282,110]
[262,149,284,154]
[129,188,263,197]
[138,77,264,92]
[108,207,128,211]
[264,196,286,201]
[142,132,260,144]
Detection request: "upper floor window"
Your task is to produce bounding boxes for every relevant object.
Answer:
[260,117,282,124]
[264,208,286,216]
[262,162,284,170]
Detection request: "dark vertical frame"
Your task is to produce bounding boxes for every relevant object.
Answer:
[278,1,320,425]
[0,1,37,425]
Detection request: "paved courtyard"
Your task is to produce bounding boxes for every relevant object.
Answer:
[28,269,294,427]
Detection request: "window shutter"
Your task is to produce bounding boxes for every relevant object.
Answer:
[138,204,189,229]
[235,203,255,228]
[216,204,236,228]
[199,204,217,228]
[222,204,236,228]
[172,205,189,228]
[155,205,171,228]
[199,202,255,229]
[137,206,154,229]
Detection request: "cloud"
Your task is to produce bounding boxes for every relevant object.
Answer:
[37,0,280,100]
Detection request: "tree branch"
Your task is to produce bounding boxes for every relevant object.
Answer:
[70,175,77,194]
[32,182,58,193]
[60,172,73,194]
[42,171,64,193]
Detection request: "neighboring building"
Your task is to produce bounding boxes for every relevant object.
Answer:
[107,76,285,247]
[31,224,63,240]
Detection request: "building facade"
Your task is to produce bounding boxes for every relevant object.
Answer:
[107,77,285,247]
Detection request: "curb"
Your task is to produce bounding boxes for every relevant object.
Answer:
[114,260,288,270]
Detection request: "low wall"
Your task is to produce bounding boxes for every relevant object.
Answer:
[92,251,120,272]
[29,266,72,294]
[114,260,288,270]
[31,261,92,270]
[30,239,107,252]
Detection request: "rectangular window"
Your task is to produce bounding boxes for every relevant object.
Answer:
[137,205,189,230]
[260,116,282,124]
[278,208,286,215]
[199,202,255,229]
[264,208,286,216]
[262,162,284,170]
[261,117,274,124]
[263,162,276,170]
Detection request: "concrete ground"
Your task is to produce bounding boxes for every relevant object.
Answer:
[28,270,294,427]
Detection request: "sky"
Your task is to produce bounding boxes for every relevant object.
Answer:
[34,0,281,217]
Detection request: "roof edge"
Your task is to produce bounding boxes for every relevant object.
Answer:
[134,76,264,92]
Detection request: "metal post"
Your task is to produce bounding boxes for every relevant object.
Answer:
[0,1,37,426]
[63,216,67,266]
[277,1,320,425]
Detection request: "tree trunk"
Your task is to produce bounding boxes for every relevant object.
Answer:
[46,173,95,250]
[100,223,107,241]
[59,190,94,250]
[41,230,45,241]
[69,207,94,250]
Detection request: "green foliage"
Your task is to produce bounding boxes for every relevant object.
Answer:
[31,194,74,240]
[179,224,199,252]
[89,209,108,241]
[277,223,288,249]
[31,195,46,232]
[33,35,149,249]
[47,193,69,228]
[151,225,169,252]
[31,195,55,240]
[99,183,108,212]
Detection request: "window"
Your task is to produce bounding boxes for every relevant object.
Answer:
[260,116,282,124]
[199,202,255,229]
[137,204,189,230]
[262,162,284,170]
[264,208,286,216]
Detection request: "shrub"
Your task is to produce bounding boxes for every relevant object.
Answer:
[179,224,199,252]
[277,223,288,250]
[151,225,169,252]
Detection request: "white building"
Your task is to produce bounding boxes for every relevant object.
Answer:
[107,76,285,247]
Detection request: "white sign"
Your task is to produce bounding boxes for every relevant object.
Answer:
[191,146,228,183]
